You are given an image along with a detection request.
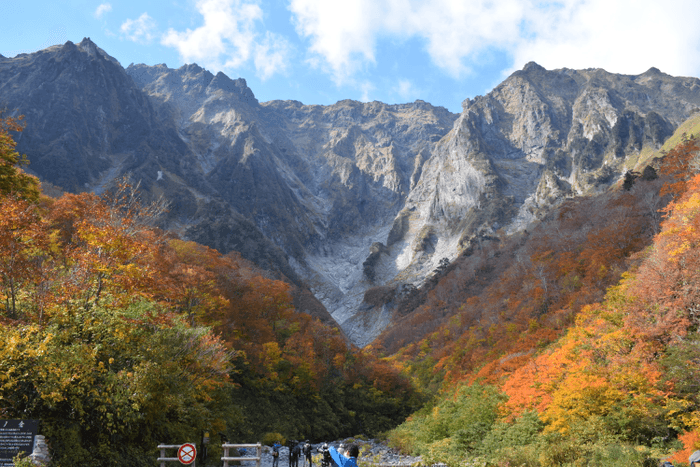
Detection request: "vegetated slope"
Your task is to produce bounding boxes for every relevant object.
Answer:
[376,170,665,392]
[0,117,423,466]
[386,128,700,466]
[376,114,700,364]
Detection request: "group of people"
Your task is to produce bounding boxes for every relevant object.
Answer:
[271,441,359,467]
[269,444,700,467]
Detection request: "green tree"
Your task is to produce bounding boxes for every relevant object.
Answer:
[0,299,237,467]
[388,383,504,465]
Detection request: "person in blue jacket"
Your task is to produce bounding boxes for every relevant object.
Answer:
[271,442,281,467]
[328,444,359,467]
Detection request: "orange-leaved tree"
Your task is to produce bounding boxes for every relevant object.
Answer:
[45,189,161,314]
[0,196,51,320]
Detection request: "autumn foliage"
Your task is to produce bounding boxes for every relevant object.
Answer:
[387,135,700,466]
[8,117,700,466]
[0,127,419,465]
[0,114,40,201]
[380,172,664,387]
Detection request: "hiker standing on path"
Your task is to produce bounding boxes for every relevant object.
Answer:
[272,442,281,467]
[303,441,313,467]
[290,442,302,467]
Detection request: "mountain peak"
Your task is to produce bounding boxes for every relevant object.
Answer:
[73,37,121,67]
[60,40,77,53]
[208,71,257,104]
[635,67,673,84]
[180,63,205,74]
[522,61,546,73]
[78,37,97,54]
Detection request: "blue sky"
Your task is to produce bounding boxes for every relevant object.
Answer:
[3,0,700,113]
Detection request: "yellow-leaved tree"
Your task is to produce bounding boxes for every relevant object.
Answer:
[0,115,40,201]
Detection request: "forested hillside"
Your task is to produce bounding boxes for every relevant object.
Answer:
[0,115,423,467]
[6,101,700,466]
[385,123,700,465]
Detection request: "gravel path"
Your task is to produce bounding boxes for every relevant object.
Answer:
[234,440,423,467]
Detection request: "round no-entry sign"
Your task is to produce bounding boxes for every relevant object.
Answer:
[178,443,197,465]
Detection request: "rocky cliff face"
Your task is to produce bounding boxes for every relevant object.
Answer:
[387,63,694,272]
[3,39,700,346]
[126,62,458,345]
[336,63,700,345]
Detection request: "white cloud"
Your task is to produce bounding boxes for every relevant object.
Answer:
[254,32,291,80]
[289,0,526,82]
[512,0,700,78]
[289,0,700,84]
[405,0,526,77]
[120,13,157,44]
[289,1,380,83]
[94,3,112,19]
[394,79,417,101]
[360,80,375,102]
[161,0,291,80]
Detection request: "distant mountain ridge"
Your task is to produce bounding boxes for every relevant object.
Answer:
[2,38,700,346]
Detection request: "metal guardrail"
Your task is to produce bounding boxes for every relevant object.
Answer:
[157,444,196,467]
[222,442,262,467]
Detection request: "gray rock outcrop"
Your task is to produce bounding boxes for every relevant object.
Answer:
[3,40,700,346]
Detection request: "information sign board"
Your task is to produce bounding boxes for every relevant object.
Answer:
[0,420,39,467]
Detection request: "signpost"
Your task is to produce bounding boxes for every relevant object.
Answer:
[177,444,197,465]
[157,443,197,467]
[0,420,40,467]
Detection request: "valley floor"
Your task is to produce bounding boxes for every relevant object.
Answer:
[232,441,422,467]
